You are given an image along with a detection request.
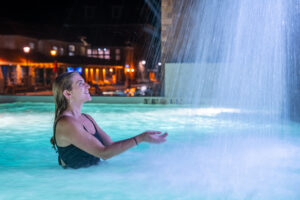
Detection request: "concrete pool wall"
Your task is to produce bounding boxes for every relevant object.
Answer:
[0,95,181,104]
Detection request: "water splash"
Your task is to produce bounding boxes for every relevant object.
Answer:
[163,0,291,120]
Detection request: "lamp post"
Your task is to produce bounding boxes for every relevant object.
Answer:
[50,49,57,74]
[23,46,31,89]
[23,46,30,67]
[138,60,146,82]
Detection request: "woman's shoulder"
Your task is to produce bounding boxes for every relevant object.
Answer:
[55,116,81,146]
[82,113,94,120]
[56,116,81,135]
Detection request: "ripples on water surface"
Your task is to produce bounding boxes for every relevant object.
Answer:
[0,102,300,200]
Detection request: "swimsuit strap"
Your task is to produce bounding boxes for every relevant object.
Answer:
[82,114,103,143]
[82,113,97,131]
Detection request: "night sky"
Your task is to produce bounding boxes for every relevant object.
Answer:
[0,0,160,26]
[0,1,71,25]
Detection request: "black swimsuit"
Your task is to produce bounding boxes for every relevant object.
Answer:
[53,114,103,169]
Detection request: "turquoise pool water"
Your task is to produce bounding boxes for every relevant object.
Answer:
[0,102,300,200]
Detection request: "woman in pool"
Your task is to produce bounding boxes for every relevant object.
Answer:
[50,72,168,169]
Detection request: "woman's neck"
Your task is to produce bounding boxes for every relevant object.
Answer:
[64,103,83,119]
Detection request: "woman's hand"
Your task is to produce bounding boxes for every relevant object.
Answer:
[138,131,168,144]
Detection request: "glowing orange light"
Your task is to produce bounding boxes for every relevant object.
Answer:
[131,69,135,72]
[23,46,30,53]
[50,50,57,56]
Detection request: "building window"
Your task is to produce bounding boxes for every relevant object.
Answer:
[29,42,35,49]
[104,49,110,60]
[92,49,98,58]
[69,45,75,56]
[87,48,92,56]
[69,45,75,51]
[115,49,121,61]
[98,49,104,59]
[87,48,110,59]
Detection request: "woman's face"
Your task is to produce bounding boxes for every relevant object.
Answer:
[69,73,91,103]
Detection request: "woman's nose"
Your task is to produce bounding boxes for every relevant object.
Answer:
[85,83,90,88]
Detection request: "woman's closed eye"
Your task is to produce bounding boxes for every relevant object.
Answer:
[78,81,85,86]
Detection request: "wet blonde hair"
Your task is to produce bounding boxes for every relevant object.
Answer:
[50,71,78,150]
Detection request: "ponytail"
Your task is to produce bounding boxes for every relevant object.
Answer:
[50,137,56,150]
[51,72,78,151]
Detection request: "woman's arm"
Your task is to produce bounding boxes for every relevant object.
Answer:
[57,116,168,160]
[98,130,167,160]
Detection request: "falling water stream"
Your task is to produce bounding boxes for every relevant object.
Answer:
[164,0,290,118]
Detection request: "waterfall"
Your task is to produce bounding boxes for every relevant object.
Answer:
[163,0,290,120]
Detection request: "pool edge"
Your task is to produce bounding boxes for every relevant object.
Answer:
[0,95,180,104]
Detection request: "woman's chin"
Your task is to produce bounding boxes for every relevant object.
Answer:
[83,94,92,102]
[87,95,92,101]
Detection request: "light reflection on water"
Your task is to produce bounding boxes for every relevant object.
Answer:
[0,103,300,199]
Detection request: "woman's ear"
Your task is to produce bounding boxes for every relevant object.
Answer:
[63,90,72,100]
